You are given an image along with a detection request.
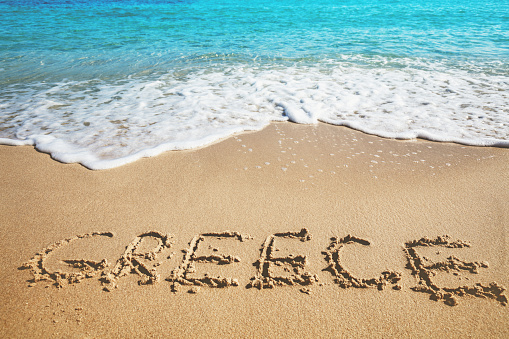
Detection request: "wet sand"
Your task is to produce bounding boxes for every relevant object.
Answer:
[1,123,508,337]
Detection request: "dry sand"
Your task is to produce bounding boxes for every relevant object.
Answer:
[1,123,508,338]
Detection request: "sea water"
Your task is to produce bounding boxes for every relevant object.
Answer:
[1,0,508,169]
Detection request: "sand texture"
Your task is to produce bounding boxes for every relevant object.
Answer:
[1,123,508,337]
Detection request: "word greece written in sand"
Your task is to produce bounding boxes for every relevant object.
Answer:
[20,229,507,307]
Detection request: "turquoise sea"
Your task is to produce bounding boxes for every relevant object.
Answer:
[1,0,508,169]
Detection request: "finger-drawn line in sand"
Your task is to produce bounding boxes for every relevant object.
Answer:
[323,235,402,290]
[247,228,319,289]
[404,235,508,306]
[19,232,114,288]
[167,231,252,293]
[101,231,173,291]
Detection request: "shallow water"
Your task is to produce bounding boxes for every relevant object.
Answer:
[1,0,508,169]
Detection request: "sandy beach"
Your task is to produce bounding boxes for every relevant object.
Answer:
[1,122,507,338]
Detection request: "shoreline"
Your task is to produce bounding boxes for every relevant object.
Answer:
[2,120,508,171]
[1,123,508,337]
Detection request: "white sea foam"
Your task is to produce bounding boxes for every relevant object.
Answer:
[0,61,508,169]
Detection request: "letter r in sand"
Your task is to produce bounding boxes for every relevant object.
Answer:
[101,231,173,291]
